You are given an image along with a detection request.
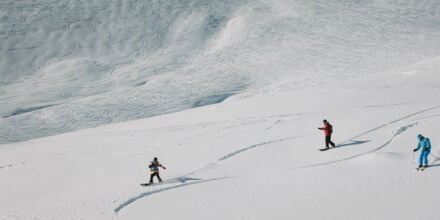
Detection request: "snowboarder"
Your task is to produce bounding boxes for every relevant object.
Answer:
[148,157,166,184]
[413,134,431,169]
[318,119,335,150]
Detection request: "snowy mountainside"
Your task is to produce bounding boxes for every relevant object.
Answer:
[1,0,440,143]
[1,57,440,219]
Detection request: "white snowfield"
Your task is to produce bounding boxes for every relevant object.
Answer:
[2,0,440,219]
[1,0,440,143]
[1,58,440,219]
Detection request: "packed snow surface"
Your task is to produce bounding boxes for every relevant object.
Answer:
[1,0,440,143]
[1,0,440,219]
[1,57,440,219]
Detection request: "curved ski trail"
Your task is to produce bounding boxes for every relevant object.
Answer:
[114,106,440,214]
[114,133,312,214]
[288,105,440,171]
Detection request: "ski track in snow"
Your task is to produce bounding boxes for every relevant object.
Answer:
[139,177,203,187]
[289,123,417,170]
[362,103,412,109]
[104,113,311,166]
[411,113,440,121]
[218,134,314,162]
[429,154,440,165]
[388,106,440,124]
[114,105,440,215]
[114,177,228,214]
[114,133,312,214]
[288,105,440,171]
[0,162,26,171]
[184,133,315,176]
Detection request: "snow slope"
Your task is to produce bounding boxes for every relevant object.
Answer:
[1,58,440,219]
[2,0,440,143]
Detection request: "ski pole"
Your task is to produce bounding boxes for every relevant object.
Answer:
[411,150,415,163]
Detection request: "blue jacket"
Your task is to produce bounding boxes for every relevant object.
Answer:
[416,138,431,152]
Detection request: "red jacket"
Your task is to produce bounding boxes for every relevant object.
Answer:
[319,122,333,136]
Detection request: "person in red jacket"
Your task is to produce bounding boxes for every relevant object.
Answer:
[318,119,335,149]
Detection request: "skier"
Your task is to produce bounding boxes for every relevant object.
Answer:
[318,119,336,150]
[148,157,166,184]
[413,134,431,169]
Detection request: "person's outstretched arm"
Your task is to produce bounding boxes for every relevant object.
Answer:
[413,141,422,152]
[159,163,166,169]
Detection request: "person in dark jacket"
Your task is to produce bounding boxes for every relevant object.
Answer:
[148,157,166,184]
[318,119,336,149]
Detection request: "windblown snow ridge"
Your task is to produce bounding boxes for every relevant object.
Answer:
[1,0,440,143]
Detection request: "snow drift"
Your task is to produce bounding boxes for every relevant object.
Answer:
[1,56,440,220]
[1,0,440,143]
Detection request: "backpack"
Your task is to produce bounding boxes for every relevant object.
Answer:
[424,138,431,150]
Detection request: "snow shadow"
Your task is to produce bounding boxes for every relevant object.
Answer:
[175,176,201,183]
[3,104,56,118]
[428,164,440,168]
[336,140,370,148]
[140,177,202,187]
[288,107,440,171]
[191,93,233,108]
[428,154,440,168]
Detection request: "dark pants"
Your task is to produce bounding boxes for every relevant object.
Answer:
[325,135,335,148]
[149,172,162,183]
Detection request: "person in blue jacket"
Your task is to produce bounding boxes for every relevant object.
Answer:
[413,134,431,168]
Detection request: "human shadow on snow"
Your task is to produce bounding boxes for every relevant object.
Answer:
[428,163,440,168]
[335,140,370,148]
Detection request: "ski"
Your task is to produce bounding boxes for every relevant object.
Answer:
[319,146,338,151]
[415,166,428,171]
[140,181,166,187]
[140,183,155,186]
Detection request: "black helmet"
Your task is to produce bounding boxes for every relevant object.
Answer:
[153,157,158,161]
